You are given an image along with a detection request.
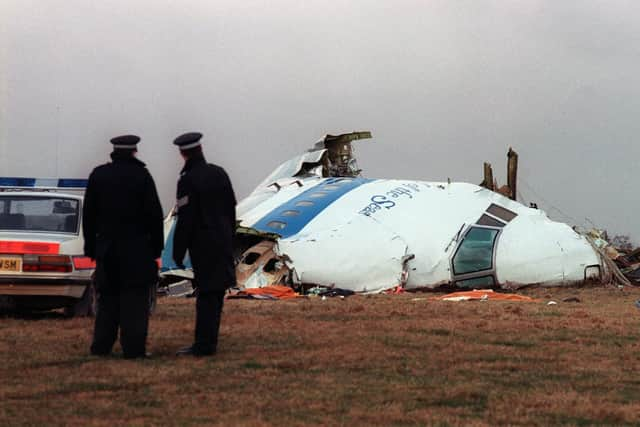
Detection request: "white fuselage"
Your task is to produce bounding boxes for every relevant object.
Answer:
[237,177,602,293]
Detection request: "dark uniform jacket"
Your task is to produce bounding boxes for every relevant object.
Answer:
[173,153,236,292]
[83,151,164,287]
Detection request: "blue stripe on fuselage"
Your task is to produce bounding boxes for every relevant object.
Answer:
[160,219,192,272]
[251,177,373,238]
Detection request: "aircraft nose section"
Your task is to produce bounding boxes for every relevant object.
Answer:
[495,215,601,287]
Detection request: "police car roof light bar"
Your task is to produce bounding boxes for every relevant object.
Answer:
[0,177,88,190]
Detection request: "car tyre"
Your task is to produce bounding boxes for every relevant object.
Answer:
[64,280,97,318]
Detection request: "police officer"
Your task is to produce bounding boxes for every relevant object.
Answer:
[172,132,236,356]
[83,135,164,359]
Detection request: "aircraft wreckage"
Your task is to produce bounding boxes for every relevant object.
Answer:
[161,131,614,293]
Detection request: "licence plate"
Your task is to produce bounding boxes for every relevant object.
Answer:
[0,256,22,273]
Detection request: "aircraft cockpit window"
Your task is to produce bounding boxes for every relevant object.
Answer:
[452,227,499,275]
[295,201,314,207]
[308,192,328,198]
[477,214,505,228]
[456,275,495,289]
[267,221,287,230]
[486,204,517,222]
[281,210,300,217]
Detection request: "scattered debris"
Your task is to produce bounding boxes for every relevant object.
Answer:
[314,288,355,298]
[583,229,639,287]
[305,286,326,296]
[431,289,539,302]
[228,285,300,300]
[312,131,372,177]
[236,241,291,289]
[157,279,193,298]
[479,147,518,201]
[384,286,406,295]
[562,297,581,303]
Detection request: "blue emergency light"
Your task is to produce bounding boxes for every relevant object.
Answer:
[0,177,36,187]
[57,179,89,188]
[0,177,88,189]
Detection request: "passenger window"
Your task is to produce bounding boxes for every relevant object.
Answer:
[322,185,340,190]
[266,221,286,230]
[295,201,314,207]
[308,192,328,198]
[281,210,300,217]
[452,227,499,275]
[332,178,352,184]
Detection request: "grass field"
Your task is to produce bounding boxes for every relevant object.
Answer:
[2,286,640,426]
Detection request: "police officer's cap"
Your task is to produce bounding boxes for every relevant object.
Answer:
[173,132,203,150]
[110,135,140,149]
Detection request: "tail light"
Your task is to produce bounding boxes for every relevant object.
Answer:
[73,256,96,270]
[23,255,72,273]
[0,241,59,254]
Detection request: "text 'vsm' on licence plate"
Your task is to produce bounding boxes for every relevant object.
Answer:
[0,257,22,273]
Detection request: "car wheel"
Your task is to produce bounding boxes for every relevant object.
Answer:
[64,281,97,318]
[0,295,16,314]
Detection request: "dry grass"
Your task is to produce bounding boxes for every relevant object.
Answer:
[2,286,640,426]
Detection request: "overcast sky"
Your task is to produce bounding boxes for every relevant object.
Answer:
[2,1,639,241]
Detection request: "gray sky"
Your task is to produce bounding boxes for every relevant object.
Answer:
[2,1,639,241]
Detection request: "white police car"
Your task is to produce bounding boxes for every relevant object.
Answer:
[0,177,96,316]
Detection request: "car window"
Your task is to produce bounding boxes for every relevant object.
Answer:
[0,196,80,234]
